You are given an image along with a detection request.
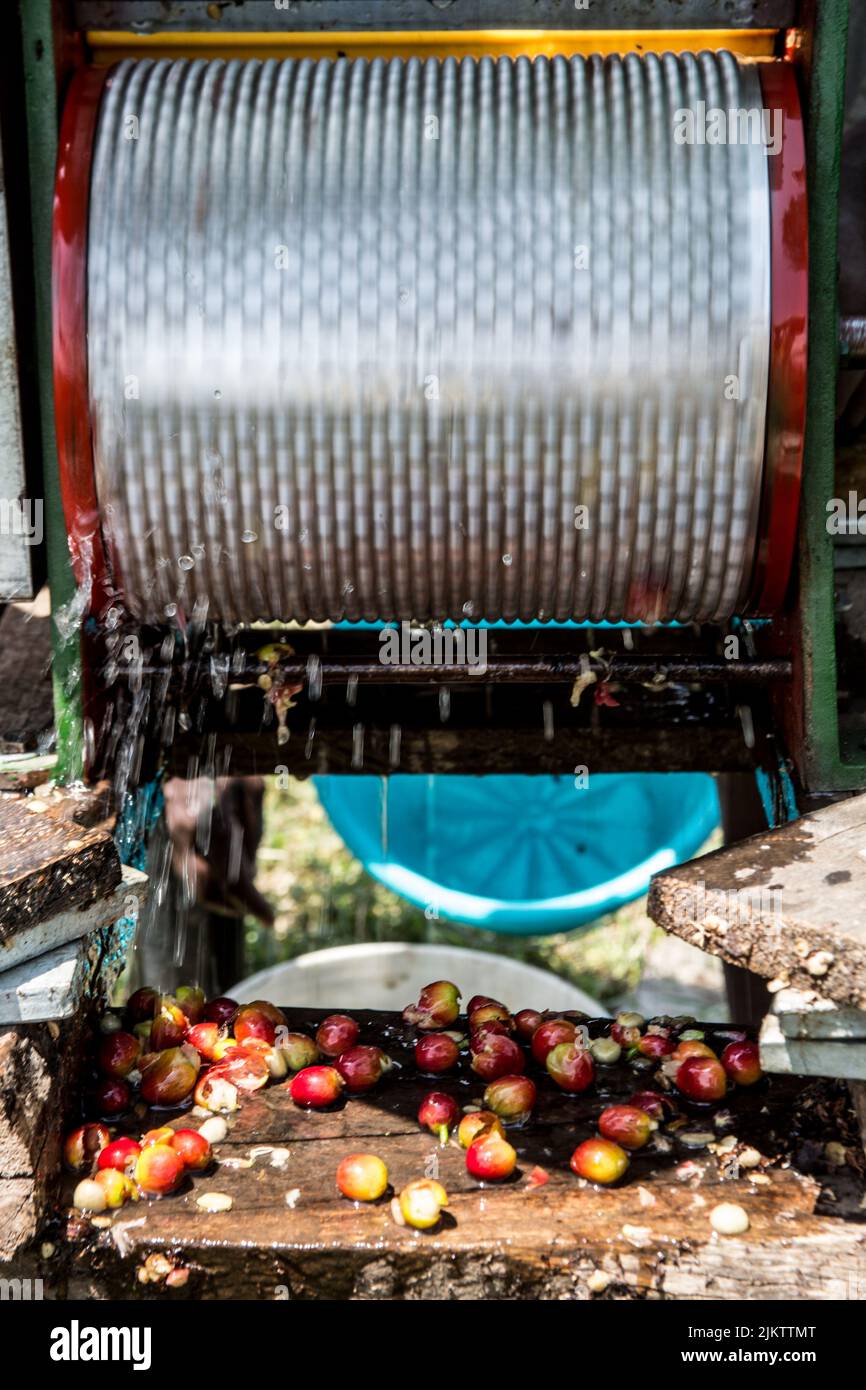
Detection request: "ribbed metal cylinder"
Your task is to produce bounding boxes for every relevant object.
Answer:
[87,52,771,625]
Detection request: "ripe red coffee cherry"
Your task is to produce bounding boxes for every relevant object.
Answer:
[530,1018,577,1066]
[290,1065,344,1108]
[470,1032,524,1082]
[598,1105,653,1150]
[415,1034,460,1075]
[337,1154,389,1202]
[720,1040,762,1086]
[676,1055,727,1103]
[335,1045,391,1093]
[417,1091,461,1142]
[466,1130,517,1182]
[570,1138,629,1185]
[545,1041,594,1094]
[403,981,461,1031]
[316,1014,360,1058]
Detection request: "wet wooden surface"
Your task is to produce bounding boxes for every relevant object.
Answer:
[49,1009,866,1301]
[0,796,121,938]
[648,794,866,1011]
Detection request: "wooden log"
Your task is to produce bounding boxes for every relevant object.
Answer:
[43,1009,866,1301]
[0,797,121,938]
[770,988,866,1041]
[0,915,139,1024]
[850,1082,866,1156]
[760,1013,866,1080]
[0,864,146,976]
[0,1180,39,1263]
[0,1013,94,1261]
[648,792,866,1010]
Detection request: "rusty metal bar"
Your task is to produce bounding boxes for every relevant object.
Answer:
[131,653,792,686]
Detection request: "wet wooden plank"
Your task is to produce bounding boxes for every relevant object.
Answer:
[0,864,146,976]
[770,989,866,1042]
[647,793,866,1010]
[760,1013,866,1080]
[0,796,121,938]
[51,1009,866,1301]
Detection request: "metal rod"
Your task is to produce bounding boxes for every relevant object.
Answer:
[136,653,791,686]
[840,315,866,367]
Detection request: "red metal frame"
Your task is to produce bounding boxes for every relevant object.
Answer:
[52,64,115,768]
[52,63,113,611]
[749,59,808,614]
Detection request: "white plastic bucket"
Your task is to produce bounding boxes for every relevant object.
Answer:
[231,941,604,1016]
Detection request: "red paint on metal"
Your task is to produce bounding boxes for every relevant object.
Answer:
[52,64,117,610]
[748,61,808,615]
[53,65,114,771]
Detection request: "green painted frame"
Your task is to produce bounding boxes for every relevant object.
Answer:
[21,0,83,782]
[797,0,863,788]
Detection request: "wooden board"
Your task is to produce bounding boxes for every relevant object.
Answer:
[760,1012,866,1080]
[648,793,866,1010]
[0,864,146,977]
[0,796,121,938]
[770,988,866,1042]
[0,909,139,1025]
[47,1009,866,1302]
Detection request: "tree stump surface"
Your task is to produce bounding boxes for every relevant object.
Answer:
[648,793,866,1010]
[0,796,121,940]
[33,1008,866,1301]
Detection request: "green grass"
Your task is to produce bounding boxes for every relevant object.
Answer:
[246,778,681,1006]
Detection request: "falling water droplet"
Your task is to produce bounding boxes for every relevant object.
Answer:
[502,553,513,567]
[307,654,322,701]
[351,723,365,769]
[462,600,474,617]
[162,706,176,744]
[346,675,358,707]
[178,555,195,571]
[389,724,401,768]
[305,718,317,760]
[241,530,258,544]
[438,686,451,722]
[542,700,555,743]
[164,603,177,618]
[213,388,222,400]
[210,653,230,699]
[160,633,174,662]
[277,724,289,746]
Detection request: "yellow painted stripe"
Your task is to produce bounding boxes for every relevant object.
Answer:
[87,28,780,65]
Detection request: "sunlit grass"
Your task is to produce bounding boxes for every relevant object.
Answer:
[246,778,703,1006]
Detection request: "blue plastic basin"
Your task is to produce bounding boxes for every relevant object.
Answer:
[314,773,719,936]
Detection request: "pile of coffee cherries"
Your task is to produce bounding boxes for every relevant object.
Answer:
[399,983,762,1221]
[63,979,761,1231]
[63,985,393,1212]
